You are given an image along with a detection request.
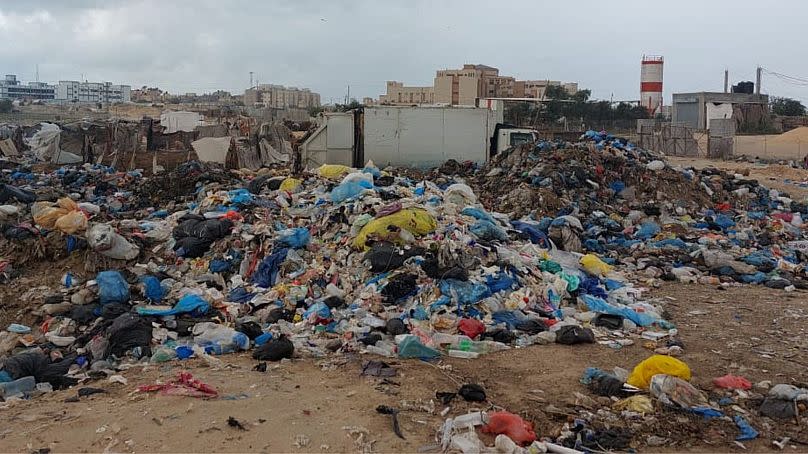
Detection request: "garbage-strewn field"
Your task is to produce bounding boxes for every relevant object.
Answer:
[1,284,807,452]
[1,130,807,453]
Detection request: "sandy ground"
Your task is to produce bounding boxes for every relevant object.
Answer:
[1,283,807,453]
[667,156,808,201]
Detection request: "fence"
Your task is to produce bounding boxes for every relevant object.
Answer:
[637,121,704,157]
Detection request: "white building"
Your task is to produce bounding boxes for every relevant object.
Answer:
[55,81,131,103]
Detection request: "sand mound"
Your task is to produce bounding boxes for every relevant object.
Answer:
[772,126,808,144]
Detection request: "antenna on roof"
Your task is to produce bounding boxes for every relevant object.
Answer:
[35,64,39,82]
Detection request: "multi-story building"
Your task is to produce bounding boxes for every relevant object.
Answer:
[375,64,579,106]
[0,74,55,100]
[244,84,321,109]
[378,81,434,105]
[55,80,131,103]
[131,86,165,103]
[515,80,579,99]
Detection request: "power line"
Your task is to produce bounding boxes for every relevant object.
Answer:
[761,67,808,86]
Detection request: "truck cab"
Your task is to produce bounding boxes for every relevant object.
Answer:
[492,125,540,156]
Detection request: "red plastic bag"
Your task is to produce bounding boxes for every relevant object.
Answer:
[138,371,218,398]
[712,374,752,390]
[458,318,485,339]
[481,411,537,445]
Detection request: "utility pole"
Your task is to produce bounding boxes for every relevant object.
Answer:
[347,84,350,104]
[755,66,761,95]
[249,72,254,89]
[36,64,39,83]
[723,69,728,93]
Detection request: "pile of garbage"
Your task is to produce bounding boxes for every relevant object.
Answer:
[0,130,804,449]
[470,130,808,289]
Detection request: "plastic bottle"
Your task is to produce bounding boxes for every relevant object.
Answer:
[452,411,487,428]
[0,376,35,398]
[447,349,479,359]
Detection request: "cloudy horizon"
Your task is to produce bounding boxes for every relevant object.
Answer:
[1,0,806,104]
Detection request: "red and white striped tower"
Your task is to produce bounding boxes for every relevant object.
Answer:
[640,55,663,115]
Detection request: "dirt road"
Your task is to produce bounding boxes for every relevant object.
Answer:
[2,282,807,453]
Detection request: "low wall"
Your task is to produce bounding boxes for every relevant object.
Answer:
[734,135,808,161]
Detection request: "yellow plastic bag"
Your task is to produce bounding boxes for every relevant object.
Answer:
[57,197,78,211]
[626,355,691,389]
[33,204,69,228]
[54,211,88,234]
[317,164,352,179]
[353,208,437,250]
[580,254,613,276]
[612,395,653,414]
[279,177,302,192]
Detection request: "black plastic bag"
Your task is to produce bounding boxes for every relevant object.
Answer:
[381,274,418,304]
[106,313,153,357]
[235,321,263,340]
[252,335,294,361]
[1,350,77,389]
[0,183,36,203]
[365,242,424,272]
[458,383,486,402]
[555,325,595,345]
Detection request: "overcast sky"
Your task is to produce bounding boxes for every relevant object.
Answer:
[1,0,807,104]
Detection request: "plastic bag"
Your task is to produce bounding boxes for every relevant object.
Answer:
[481,411,537,445]
[580,294,657,327]
[192,322,249,354]
[613,395,653,414]
[353,208,437,250]
[470,220,508,242]
[317,164,352,179]
[712,374,752,390]
[54,210,88,234]
[580,254,612,276]
[440,279,491,305]
[279,177,302,192]
[227,188,253,205]
[398,336,440,359]
[276,227,310,248]
[444,184,477,206]
[331,180,372,203]
[650,374,714,413]
[137,294,209,316]
[32,203,69,228]
[341,171,374,186]
[627,355,691,389]
[734,416,758,441]
[141,276,164,302]
[252,335,294,361]
[97,271,130,305]
[458,318,485,339]
[88,224,140,260]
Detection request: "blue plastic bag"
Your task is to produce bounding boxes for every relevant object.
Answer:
[228,188,254,205]
[251,248,289,287]
[485,271,517,293]
[97,271,130,305]
[303,301,331,320]
[734,416,758,441]
[461,207,496,224]
[635,221,660,240]
[331,180,372,203]
[439,279,491,305]
[470,220,508,241]
[398,336,440,359]
[141,275,164,302]
[580,294,657,327]
[277,228,310,248]
[511,221,549,246]
[137,294,209,316]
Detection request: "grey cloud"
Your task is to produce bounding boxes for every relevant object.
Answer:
[1,0,806,103]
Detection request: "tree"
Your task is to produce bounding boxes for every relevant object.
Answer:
[307,106,325,117]
[334,100,363,112]
[0,99,11,113]
[771,97,806,116]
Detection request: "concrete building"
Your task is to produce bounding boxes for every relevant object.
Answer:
[378,81,434,105]
[131,87,165,103]
[515,80,578,99]
[244,84,321,109]
[434,64,495,106]
[55,80,131,103]
[672,92,769,130]
[0,75,55,100]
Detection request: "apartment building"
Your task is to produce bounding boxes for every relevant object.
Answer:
[515,80,579,99]
[378,81,434,105]
[244,84,321,109]
[55,80,131,103]
[0,75,55,100]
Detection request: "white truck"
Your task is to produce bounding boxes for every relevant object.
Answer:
[300,105,537,169]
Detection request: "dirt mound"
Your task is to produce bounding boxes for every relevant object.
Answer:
[772,126,808,144]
